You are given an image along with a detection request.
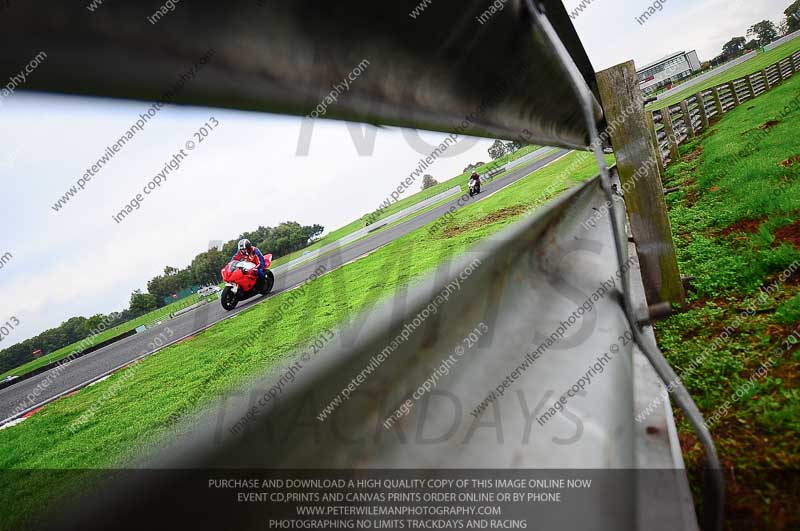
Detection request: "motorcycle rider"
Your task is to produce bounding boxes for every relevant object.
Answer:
[231,238,267,289]
[469,171,481,195]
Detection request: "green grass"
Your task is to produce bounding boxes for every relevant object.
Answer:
[653,72,800,528]
[270,145,542,268]
[0,149,607,530]
[0,293,212,381]
[647,37,800,111]
[275,147,562,270]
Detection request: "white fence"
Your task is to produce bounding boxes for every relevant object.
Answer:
[765,29,800,52]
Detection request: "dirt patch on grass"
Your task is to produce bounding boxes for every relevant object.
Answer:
[442,205,529,238]
[716,218,766,238]
[760,120,780,130]
[685,146,704,163]
[780,155,800,167]
[774,220,800,249]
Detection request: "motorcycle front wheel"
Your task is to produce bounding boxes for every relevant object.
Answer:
[221,286,238,311]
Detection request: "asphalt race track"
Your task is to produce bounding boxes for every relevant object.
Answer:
[0,148,570,422]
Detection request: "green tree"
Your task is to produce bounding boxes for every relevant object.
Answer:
[786,1,800,32]
[747,20,779,47]
[129,290,158,315]
[504,140,523,153]
[421,174,439,190]
[721,36,746,60]
[487,140,507,160]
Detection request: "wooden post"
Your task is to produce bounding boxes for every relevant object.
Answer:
[745,75,756,100]
[646,112,666,175]
[596,61,685,307]
[711,86,724,116]
[775,62,785,81]
[661,106,681,160]
[761,69,771,90]
[680,100,695,138]
[727,82,740,107]
[788,57,796,75]
[695,92,709,130]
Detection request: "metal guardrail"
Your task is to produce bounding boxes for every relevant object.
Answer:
[49,174,686,530]
[3,1,722,529]
[764,29,800,52]
[274,186,463,273]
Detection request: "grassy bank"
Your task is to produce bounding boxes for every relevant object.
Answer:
[0,293,212,381]
[648,37,800,111]
[271,145,542,267]
[654,71,800,528]
[0,149,607,530]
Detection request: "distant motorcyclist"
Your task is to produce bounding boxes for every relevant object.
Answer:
[231,239,267,282]
[469,171,481,196]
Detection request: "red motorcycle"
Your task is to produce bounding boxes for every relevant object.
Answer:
[220,254,275,311]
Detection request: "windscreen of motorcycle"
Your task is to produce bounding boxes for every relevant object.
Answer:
[228,260,257,272]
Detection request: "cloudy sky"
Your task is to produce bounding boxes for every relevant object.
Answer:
[0,0,792,346]
[568,0,791,69]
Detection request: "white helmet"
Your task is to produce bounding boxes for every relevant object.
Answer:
[237,239,252,254]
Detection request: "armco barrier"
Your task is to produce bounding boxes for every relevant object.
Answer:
[764,29,800,52]
[274,185,462,273]
[4,1,721,529]
[0,328,137,391]
[49,174,694,530]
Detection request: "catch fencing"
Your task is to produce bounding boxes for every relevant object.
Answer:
[648,49,800,167]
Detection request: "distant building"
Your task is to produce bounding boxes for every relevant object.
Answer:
[637,50,702,95]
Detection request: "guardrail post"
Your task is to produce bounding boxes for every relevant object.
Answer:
[695,92,709,130]
[646,112,665,175]
[661,106,681,160]
[745,75,756,100]
[774,62,785,81]
[727,81,740,107]
[680,100,695,138]
[711,86,725,116]
[761,69,771,90]
[597,61,685,307]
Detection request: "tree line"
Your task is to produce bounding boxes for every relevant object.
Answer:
[0,221,323,374]
[714,2,800,66]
